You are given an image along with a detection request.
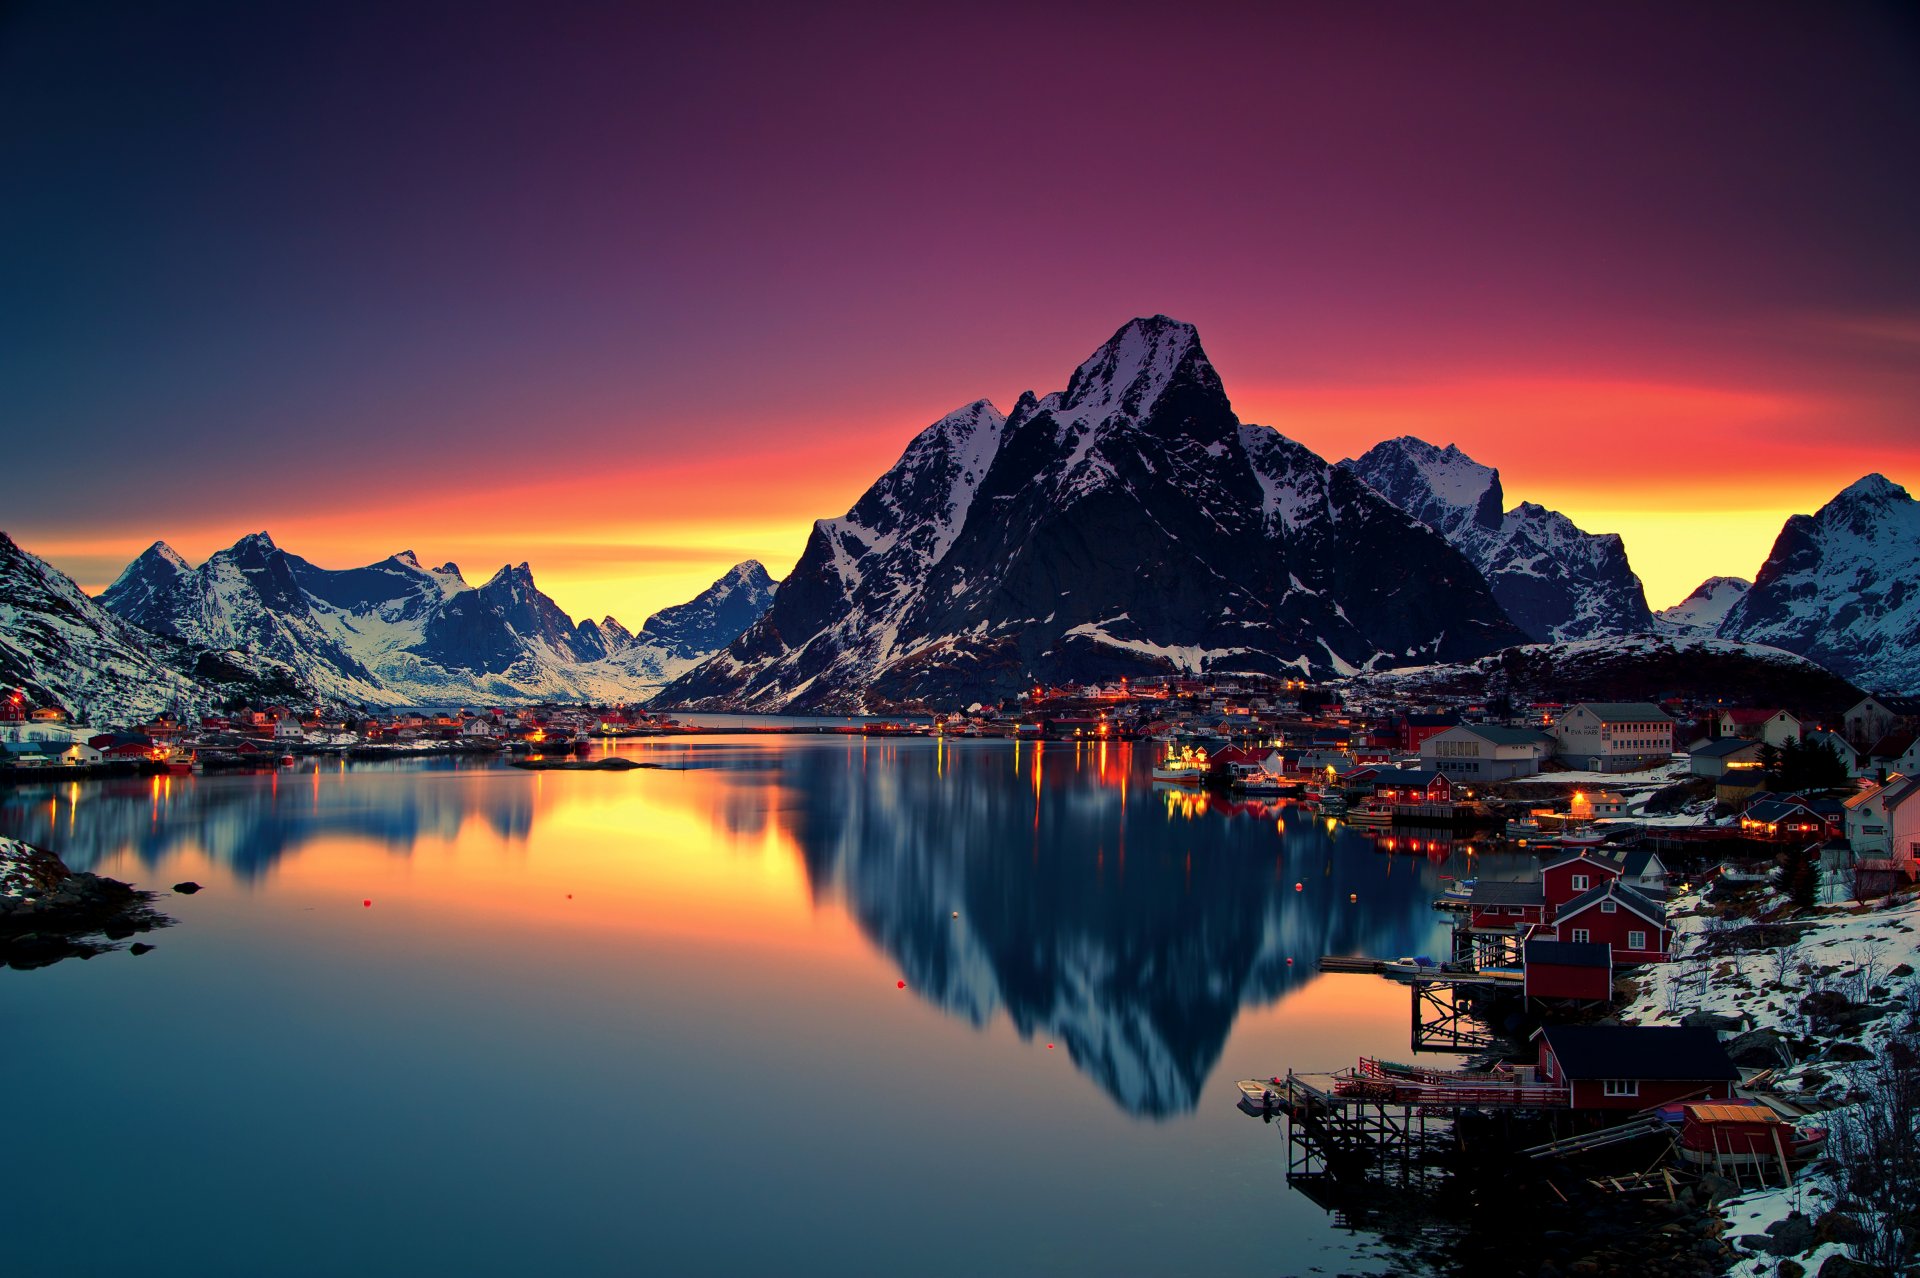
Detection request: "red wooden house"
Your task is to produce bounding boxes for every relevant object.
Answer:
[1537,1025,1738,1111]
[1544,880,1671,963]
[1370,769,1455,804]
[1539,851,1626,911]
[1467,879,1548,933]
[1522,938,1613,1003]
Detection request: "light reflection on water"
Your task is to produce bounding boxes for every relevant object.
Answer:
[0,737,1501,1277]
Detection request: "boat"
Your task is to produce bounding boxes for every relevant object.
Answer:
[1317,792,1347,815]
[1150,744,1210,785]
[1345,803,1392,827]
[164,759,193,776]
[1437,878,1476,905]
[1382,956,1440,980]
[1236,1077,1284,1113]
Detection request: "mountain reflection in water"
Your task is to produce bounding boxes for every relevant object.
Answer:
[0,738,1484,1119]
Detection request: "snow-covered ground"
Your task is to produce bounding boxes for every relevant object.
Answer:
[0,835,66,899]
[1621,881,1920,1274]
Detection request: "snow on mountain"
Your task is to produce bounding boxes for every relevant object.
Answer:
[1656,576,1751,635]
[1717,474,1920,694]
[1355,632,1861,714]
[579,560,779,690]
[660,316,1524,712]
[99,534,777,707]
[1342,437,1655,642]
[0,532,206,722]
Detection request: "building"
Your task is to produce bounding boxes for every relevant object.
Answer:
[1688,736,1767,779]
[1715,709,1802,746]
[1536,1025,1739,1111]
[1419,723,1555,782]
[1551,703,1676,773]
[1522,938,1613,1004]
[1467,879,1548,933]
[1844,695,1920,750]
[1545,880,1671,962]
[1367,768,1454,804]
[1844,774,1920,863]
[1540,850,1625,910]
[1739,797,1831,841]
[1397,712,1461,755]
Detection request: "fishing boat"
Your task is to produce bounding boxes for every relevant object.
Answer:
[1437,878,1476,905]
[1345,802,1392,827]
[1151,744,1210,785]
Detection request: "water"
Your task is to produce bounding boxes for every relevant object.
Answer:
[1,737,1492,1277]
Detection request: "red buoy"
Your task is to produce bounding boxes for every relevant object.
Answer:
[362,899,371,907]
[896,980,906,989]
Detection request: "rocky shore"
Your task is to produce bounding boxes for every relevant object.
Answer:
[0,836,172,969]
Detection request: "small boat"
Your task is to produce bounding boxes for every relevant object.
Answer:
[1151,745,1210,785]
[1318,793,1347,814]
[1236,1078,1284,1113]
[1437,878,1476,903]
[165,759,193,776]
[1345,804,1393,827]
[1382,956,1440,979]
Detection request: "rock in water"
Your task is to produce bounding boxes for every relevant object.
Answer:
[172,881,203,894]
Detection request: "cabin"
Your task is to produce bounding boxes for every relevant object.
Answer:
[1522,938,1613,1004]
[1369,768,1455,804]
[1739,798,1830,841]
[1540,850,1626,910]
[1619,848,1671,894]
[1536,1025,1738,1111]
[1676,1103,1825,1181]
[1546,880,1670,963]
[1467,879,1548,932]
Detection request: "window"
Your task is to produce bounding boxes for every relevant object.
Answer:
[1628,930,1647,951]
[1506,906,1522,916]
[1571,874,1589,891]
[1603,1079,1639,1097]
[1571,928,1590,943]
[1601,901,1617,914]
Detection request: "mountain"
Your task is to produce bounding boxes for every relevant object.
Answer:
[1358,633,1861,716]
[659,316,1525,712]
[100,534,778,707]
[0,533,206,722]
[583,560,779,689]
[1716,474,1920,694]
[1341,437,1655,642]
[1656,576,1750,635]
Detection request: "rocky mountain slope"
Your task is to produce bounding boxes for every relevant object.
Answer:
[660,317,1526,712]
[1356,633,1861,716]
[98,534,776,707]
[0,533,208,722]
[1716,474,1920,694]
[1342,437,1654,642]
[1656,576,1750,635]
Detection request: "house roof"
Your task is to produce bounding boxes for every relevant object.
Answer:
[1440,724,1554,748]
[1541,1025,1738,1081]
[1524,939,1612,969]
[1470,879,1546,907]
[1556,879,1667,926]
[1857,694,1920,718]
[1744,798,1818,823]
[1690,738,1765,759]
[1621,849,1664,879]
[1540,848,1626,876]
[1868,730,1918,760]
[1370,768,1445,788]
[1570,702,1674,724]
[1721,708,1786,726]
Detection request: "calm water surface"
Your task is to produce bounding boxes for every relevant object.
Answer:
[2,737,1490,1276]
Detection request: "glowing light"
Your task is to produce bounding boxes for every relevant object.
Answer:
[896,980,906,989]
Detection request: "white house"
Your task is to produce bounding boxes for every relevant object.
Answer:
[1844,775,1920,863]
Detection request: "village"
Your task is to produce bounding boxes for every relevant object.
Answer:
[7,674,1920,1272]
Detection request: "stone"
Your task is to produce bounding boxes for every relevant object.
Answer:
[129,942,154,956]
[1727,1026,1795,1068]
[1778,1261,1806,1278]
[1814,1211,1870,1247]
[1763,1213,1816,1256]
[1683,1010,1749,1032]
[1816,1256,1887,1277]
[172,881,202,895]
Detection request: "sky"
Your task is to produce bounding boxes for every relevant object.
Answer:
[3,0,1917,624]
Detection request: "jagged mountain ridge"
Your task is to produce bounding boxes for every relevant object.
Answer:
[1716,474,1920,694]
[1656,575,1751,635]
[98,534,777,707]
[0,533,209,722]
[660,317,1527,712]
[1341,437,1655,642]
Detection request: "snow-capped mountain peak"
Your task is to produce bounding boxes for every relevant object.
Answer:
[1656,576,1751,635]
[1718,474,1920,692]
[1342,436,1653,642]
